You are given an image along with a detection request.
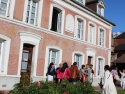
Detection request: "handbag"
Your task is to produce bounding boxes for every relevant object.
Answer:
[114,74,120,81]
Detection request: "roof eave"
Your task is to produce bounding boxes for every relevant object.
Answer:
[71,0,116,26]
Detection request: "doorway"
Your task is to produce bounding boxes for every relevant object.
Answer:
[20,44,34,85]
[88,56,93,65]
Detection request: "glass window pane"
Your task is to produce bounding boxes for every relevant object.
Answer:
[51,58,55,63]
[27,5,30,11]
[28,0,30,5]
[1,0,8,2]
[26,11,29,17]
[0,41,2,50]
[30,19,34,24]
[52,51,56,58]
[21,62,28,69]
[22,53,29,61]
[1,3,7,9]
[25,17,29,23]
[32,1,36,7]
[31,13,35,18]
[0,10,6,16]
[32,7,35,13]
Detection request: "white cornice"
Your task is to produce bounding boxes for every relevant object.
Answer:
[0,16,111,51]
[52,0,113,27]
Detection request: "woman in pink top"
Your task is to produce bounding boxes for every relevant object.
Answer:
[56,62,71,83]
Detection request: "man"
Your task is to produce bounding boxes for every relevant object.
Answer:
[69,62,79,84]
[90,64,94,85]
[85,64,91,83]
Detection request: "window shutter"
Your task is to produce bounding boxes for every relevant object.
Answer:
[6,0,11,17]
[89,25,92,43]
[57,11,62,33]
[102,31,104,46]
[81,21,83,40]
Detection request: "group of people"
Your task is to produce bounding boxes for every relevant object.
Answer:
[46,62,125,94]
[100,65,125,94]
[110,65,125,90]
[46,62,94,85]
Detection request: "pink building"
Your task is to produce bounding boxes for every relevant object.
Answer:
[0,0,115,90]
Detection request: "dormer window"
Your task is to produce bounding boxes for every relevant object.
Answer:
[75,0,85,5]
[97,5,104,16]
[97,1,105,16]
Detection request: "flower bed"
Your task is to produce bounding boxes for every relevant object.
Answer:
[8,79,100,94]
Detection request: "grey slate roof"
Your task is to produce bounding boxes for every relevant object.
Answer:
[112,54,125,63]
[114,43,125,51]
[114,32,125,39]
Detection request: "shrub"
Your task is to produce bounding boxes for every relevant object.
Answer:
[9,79,100,94]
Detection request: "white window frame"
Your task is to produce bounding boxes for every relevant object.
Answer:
[48,49,58,65]
[23,0,43,27]
[75,15,86,41]
[49,4,65,34]
[72,51,84,69]
[18,32,42,77]
[0,0,15,18]
[96,56,105,77]
[98,27,106,47]
[0,34,11,75]
[88,22,96,44]
[44,46,62,76]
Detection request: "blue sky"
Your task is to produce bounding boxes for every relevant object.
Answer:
[104,0,125,33]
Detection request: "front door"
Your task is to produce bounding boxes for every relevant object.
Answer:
[20,46,33,85]
[88,56,92,65]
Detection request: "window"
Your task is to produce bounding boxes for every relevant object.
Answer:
[0,40,4,73]
[45,46,62,76]
[48,49,58,64]
[88,24,95,44]
[0,0,11,16]
[75,0,84,5]
[0,34,11,75]
[97,5,104,16]
[99,29,104,46]
[97,6,101,15]
[97,58,104,76]
[25,0,39,25]
[51,7,62,33]
[76,18,83,39]
[74,54,82,69]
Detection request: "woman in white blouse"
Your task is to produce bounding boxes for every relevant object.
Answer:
[102,65,117,94]
[119,69,125,89]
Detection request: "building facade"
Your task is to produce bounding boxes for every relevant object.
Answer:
[0,0,115,90]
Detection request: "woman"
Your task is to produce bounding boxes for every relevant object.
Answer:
[47,62,55,82]
[56,62,70,83]
[102,65,117,94]
[80,65,86,82]
[110,65,119,84]
[119,69,125,89]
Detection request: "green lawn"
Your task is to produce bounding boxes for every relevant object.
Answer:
[117,90,125,94]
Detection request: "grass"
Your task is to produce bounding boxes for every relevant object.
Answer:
[117,90,125,94]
